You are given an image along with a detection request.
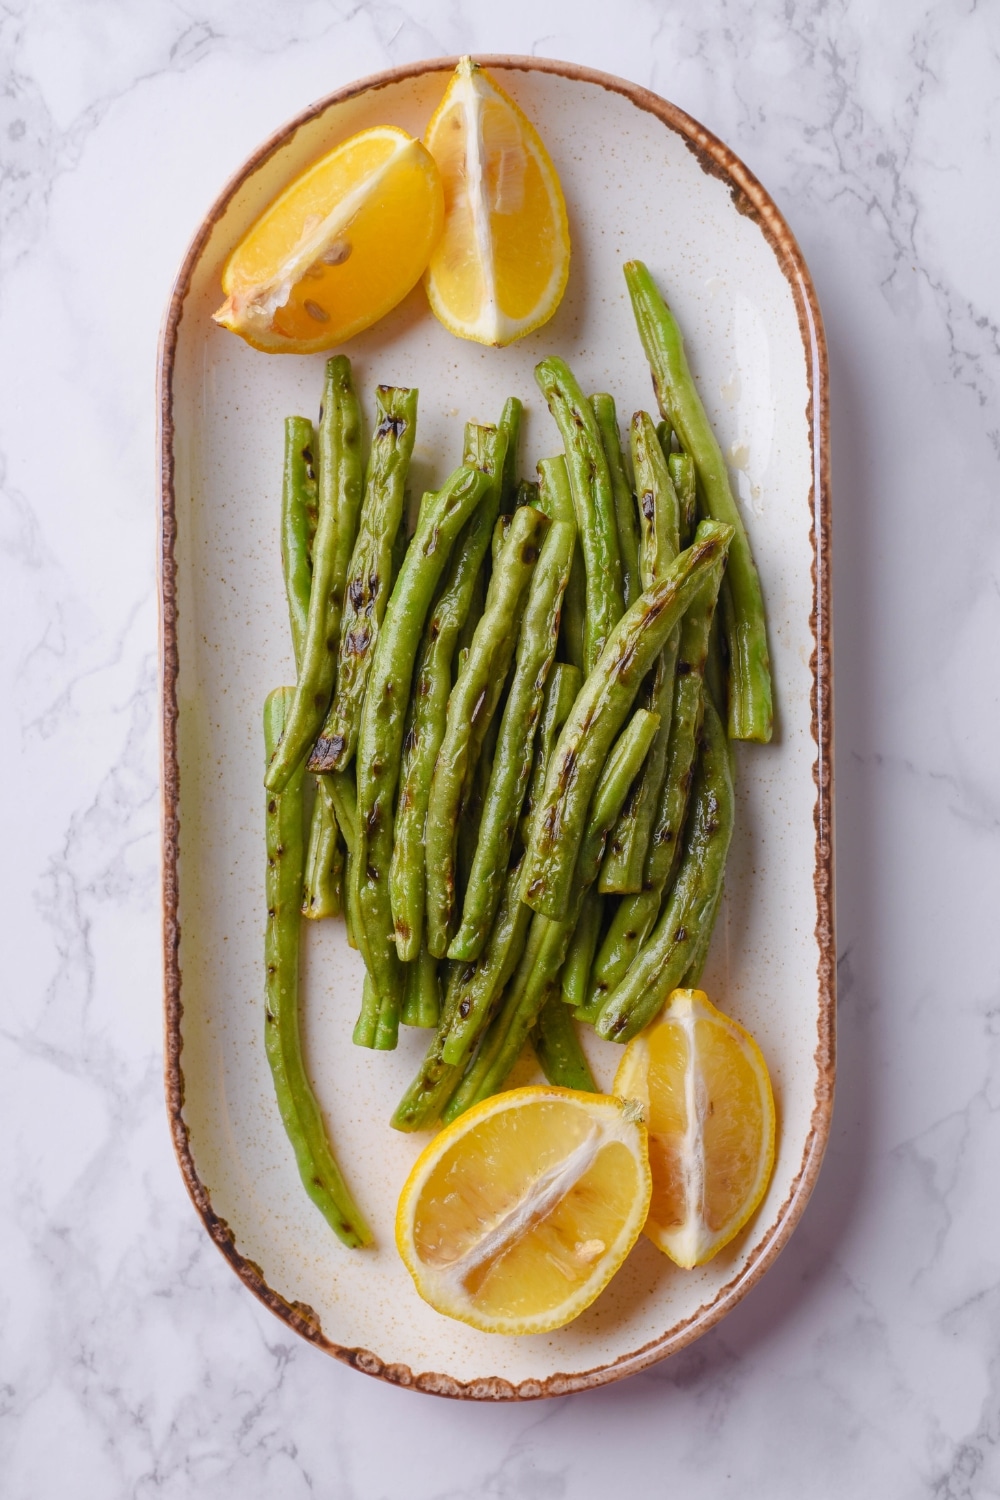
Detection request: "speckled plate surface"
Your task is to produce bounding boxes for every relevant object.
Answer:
[158,56,833,1400]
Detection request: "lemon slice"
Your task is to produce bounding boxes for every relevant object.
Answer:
[614,989,776,1268]
[396,1086,650,1335]
[214,125,443,354]
[423,57,571,347]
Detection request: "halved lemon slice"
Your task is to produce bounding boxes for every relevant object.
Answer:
[423,57,571,347]
[214,125,443,354]
[614,989,776,1268]
[396,1086,650,1335]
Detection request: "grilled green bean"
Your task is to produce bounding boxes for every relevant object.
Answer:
[389,428,506,963]
[352,464,491,1019]
[424,504,548,957]
[624,259,773,741]
[393,863,531,1129]
[600,410,682,894]
[353,974,380,1048]
[310,386,418,773]
[535,357,624,670]
[537,454,586,673]
[515,478,540,509]
[440,861,533,1067]
[401,945,440,1029]
[521,520,733,922]
[266,358,363,792]
[281,416,317,671]
[560,886,602,1010]
[448,517,574,961]
[327,769,360,951]
[531,992,596,1092]
[519,661,581,846]
[498,396,522,509]
[263,687,370,1246]
[592,393,641,609]
[669,450,697,548]
[583,562,723,1018]
[302,777,344,919]
[595,696,734,1041]
[444,706,660,1119]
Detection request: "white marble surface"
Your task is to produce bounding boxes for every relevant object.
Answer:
[1,0,998,1493]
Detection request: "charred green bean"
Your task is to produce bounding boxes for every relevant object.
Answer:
[263,687,370,1246]
[311,385,418,772]
[625,259,773,741]
[521,520,733,922]
[266,357,363,792]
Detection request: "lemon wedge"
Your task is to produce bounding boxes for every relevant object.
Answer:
[214,125,443,354]
[396,1086,650,1335]
[423,57,571,347]
[614,989,776,1268]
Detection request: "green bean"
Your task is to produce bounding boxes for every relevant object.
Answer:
[389,429,505,964]
[704,592,729,721]
[515,478,540,509]
[457,698,501,903]
[444,706,661,1119]
[352,464,491,1019]
[456,565,485,659]
[599,411,682,894]
[531,992,596,1092]
[449,517,575,961]
[535,357,624,670]
[281,416,317,672]
[519,661,581,847]
[595,695,734,1042]
[401,945,440,1029]
[266,358,364,792]
[537,454,585,673]
[521,520,733,922]
[592,393,641,609]
[393,864,531,1129]
[327,769,360,951]
[441,861,533,1066]
[669,450,697,548]
[263,688,370,1246]
[656,418,674,458]
[424,505,548,957]
[302,777,344,919]
[583,563,723,1017]
[560,886,602,1010]
[310,386,418,773]
[624,259,773,741]
[498,396,522,510]
[282,417,344,918]
[353,973,380,1048]
[682,880,724,987]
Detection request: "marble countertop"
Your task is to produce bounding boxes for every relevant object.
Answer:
[2,1,998,1495]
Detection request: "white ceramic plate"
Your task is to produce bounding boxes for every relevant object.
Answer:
[159,57,833,1399]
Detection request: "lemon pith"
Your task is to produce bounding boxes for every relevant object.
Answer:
[214,125,443,354]
[614,989,776,1268]
[423,57,570,347]
[396,1087,650,1335]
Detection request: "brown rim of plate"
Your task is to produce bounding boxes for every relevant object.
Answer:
[157,54,834,1402]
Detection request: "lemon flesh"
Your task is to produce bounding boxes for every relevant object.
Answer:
[423,57,570,347]
[396,1087,650,1335]
[215,125,443,354]
[614,989,776,1268]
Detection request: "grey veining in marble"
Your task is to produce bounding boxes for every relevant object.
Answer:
[1,0,999,1495]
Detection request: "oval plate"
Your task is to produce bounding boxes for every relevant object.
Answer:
[159,56,833,1400]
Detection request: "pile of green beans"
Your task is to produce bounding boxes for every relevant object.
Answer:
[261,259,775,1166]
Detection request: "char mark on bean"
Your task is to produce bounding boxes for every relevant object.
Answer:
[375,413,407,441]
[641,491,655,521]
